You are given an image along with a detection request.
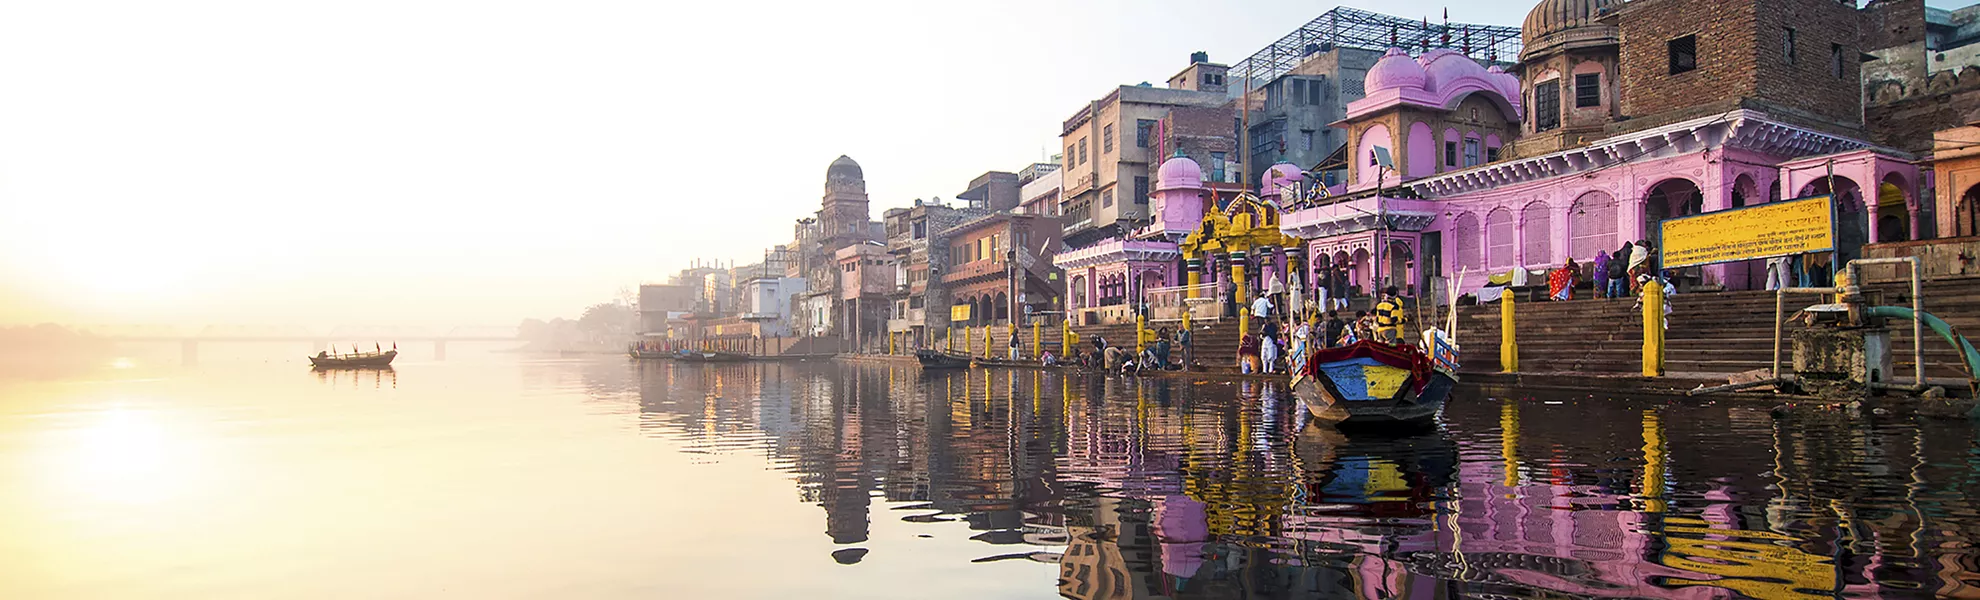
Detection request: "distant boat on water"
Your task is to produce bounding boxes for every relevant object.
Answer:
[310,344,397,369]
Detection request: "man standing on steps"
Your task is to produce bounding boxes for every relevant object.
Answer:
[1374,287,1406,343]
[1250,292,1273,324]
[1177,326,1193,371]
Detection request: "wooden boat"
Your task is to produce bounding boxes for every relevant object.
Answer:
[1291,330,1459,426]
[916,349,973,369]
[309,349,397,369]
[628,343,672,359]
[675,350,750,363]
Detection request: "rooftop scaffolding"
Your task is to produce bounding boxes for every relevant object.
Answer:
[1229,6,1523,83]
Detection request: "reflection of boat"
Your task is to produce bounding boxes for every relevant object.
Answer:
[676,350,749,362]
[309,350,397,369]
[1291,331,1458,425]
[916,349,972,369]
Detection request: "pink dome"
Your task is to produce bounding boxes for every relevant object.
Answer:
[1260,162,1303,195]
[1421,49,1487,93]
[1364,48,1426,93]
[1156,152,1203,191]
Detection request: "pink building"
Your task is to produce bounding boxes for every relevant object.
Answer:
[1283,0,1927,298]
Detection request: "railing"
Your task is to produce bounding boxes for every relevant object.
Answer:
[1145,283,1225,323]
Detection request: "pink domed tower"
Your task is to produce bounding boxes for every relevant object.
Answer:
[1259,161,1304,205]
[1152,151,1207,236]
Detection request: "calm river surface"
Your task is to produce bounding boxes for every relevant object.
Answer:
[5,356,1980,598]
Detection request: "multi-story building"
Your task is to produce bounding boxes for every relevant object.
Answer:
[940,210,1064,329]
[636,284,695,335]
[794,156,883,338]
[1017,162,1062,216]
[836,242,895,352]
[881,198,977,349]
[956,171,1020,212]
[1059,83,1233,249]
[736,246,805,337]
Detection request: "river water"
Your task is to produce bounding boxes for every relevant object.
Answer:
[4,357,1979,599]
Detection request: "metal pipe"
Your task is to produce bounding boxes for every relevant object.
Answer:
[1773,289,1785,378]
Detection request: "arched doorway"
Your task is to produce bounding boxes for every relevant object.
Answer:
[1069,276,1087,309]
[993,292,1009,322]
[1877,174,1909,243]
[1568,191,1618,262]
[1732,175,1757,208]
[1386,241,1413,295]
[1962,185,1980,238]
[1642,178,1704,243]
[1351,248,1371,297]
[1450,212,1481,275]
[1521,201,1552,266]
[1802,176,1865,264]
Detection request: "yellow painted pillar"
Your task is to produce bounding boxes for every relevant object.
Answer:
[1500,288,1517,374]
[1238,307,1251,339]
[1230,250,1249,331]
[1032,319,1041,358]
[964,326,971,355]
[1062,318,1076,356]
[1008,323,1017,359]
[1642,281,1664,377]
[981,325,990,358]
[889,332,897,355]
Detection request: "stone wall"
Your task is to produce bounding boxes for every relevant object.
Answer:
[1616,0,1862,139]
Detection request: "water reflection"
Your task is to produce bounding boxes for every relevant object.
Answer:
[595,362,1980,599]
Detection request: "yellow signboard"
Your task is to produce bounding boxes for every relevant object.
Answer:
[1659,195,1835,269]
[951,304,971,321]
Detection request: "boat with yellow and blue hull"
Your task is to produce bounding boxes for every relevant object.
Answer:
[1291,331,1459,426]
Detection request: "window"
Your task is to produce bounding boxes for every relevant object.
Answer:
[1308,79,1323,105]
[1066,145,1075,165]
[1210,152,1226,182]
[1445,141,1458,167]
[1133,176,1149,204]
[1669,35,1697,75]
[1135,119,1155,148]
[1301,130,1313,151]
[1487,146,1501,162]
[1535,80,1561,131]
[1078,137,1088,165]
[1574,73,1600,108]
[1463,138,1481,167]
[1831,43,1845,78]
[1102,188,1113,207]
[1102,125,1114,153]
[1784,28,1797,65]
[1291,80,1305,105]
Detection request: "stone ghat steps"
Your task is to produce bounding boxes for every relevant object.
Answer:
[1446,276,1980,376]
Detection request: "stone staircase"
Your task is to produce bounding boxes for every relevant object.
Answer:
[1450,276,1980,379]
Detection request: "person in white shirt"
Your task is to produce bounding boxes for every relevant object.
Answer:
[1250,294,1273,321]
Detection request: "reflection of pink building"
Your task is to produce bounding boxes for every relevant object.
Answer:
[1283,0,1924,297]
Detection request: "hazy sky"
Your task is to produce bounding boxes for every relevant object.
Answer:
[0,0,1970,328]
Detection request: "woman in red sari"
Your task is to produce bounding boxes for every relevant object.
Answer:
[1548,258,1579,301]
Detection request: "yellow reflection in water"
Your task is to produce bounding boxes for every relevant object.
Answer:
[45,406,207,507]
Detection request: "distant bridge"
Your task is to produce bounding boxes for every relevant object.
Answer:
[77,325,520,362]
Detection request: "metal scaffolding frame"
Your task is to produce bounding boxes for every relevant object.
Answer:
[1229,7,1524,85]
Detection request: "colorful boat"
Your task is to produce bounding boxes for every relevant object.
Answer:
[1291,330,1459,425]
[309,349,397,369]
[916,349,973,369]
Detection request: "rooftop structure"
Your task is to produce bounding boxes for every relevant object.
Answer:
[1227,6,1523,86]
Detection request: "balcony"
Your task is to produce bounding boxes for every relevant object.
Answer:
[941,260,1009,284]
